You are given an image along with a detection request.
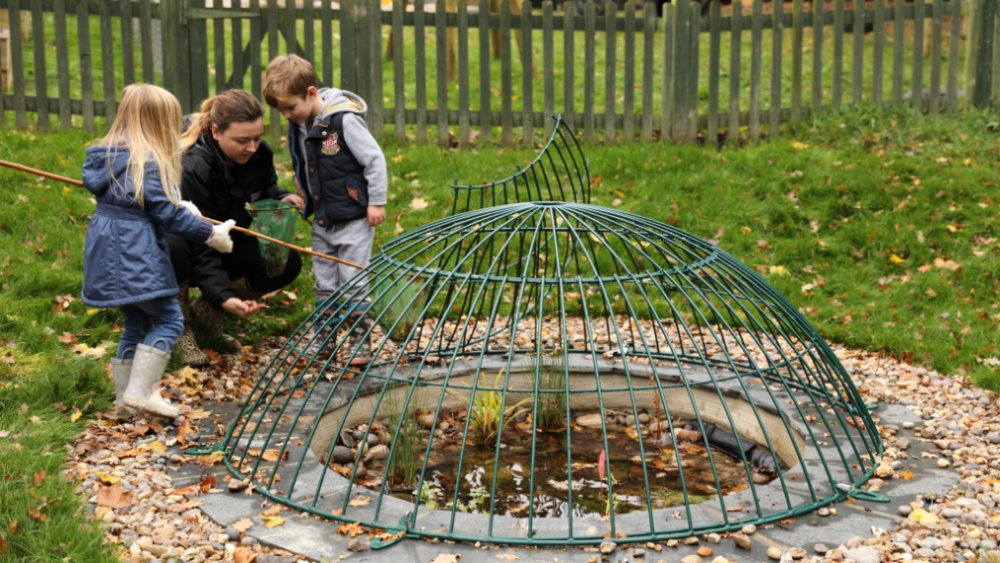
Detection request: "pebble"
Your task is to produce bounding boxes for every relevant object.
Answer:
[941,508,962,519]
[339,431,355,449]
[898,505,912,516]
[902,421,915,429]
[813,543,828,555]
[787,547,807,560]
[240,536,257,546]
[696,547,713,557]
[684,536,700,546]
[705,533,720,544]
[987,432,1000,445]
[817,507,830,517]
[227,480,248,493]
[843,546,878,563]
[679,556,703,563]
[331,446,354,464]
[751,472,770,485]
[732,534,751,550]
[600,541,616,554]
[577,413,605,428]
[347,538,369,552]
[766,546,783,560]
[585,526,600,536]
[741,524,756,535]
[631,548,645,558]
[937,458,950,468]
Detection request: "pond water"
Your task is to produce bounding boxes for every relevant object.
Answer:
[365,424,770,518]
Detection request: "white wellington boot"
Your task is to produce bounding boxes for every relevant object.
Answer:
[110,349,135,408]
[122,341,180,418]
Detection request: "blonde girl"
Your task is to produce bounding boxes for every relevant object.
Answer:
[81,84,236,418]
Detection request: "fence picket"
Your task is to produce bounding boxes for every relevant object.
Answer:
[232,6,244,90]
[269,0,282,138]
[604,2,617,144]
[770,4,782,136]
[321,0,333,85]
[687,0,697,141]
[250,0,262,99]
[30,0,48,131]
[853,0,863,103]
[912,0,925,109]
[357,0,372,103]
[370,0,384,137]
[100,0,117,123]
[285,0,296,54]
[728,2,741,145]
[544,1,555,140]
[393,0,405,141]
[215,15,227,94]
[811,0,823,115]
[893,0,904,102]
[475,0,487,143]
[120,0,135,87]
[963,0,977,108]
[77,0,94,133]
[673,0,688,142]
[833,0,843,108]
[708,1,721,143]
[946,0,960,112]
[522,0,533,145]
[564,3,575,132]
[623,1,636,143]
[791,0,802,124]
[749,0,761,141]
[929,0,943,114]
[501,0,513,146]
[641,2,654,141]
[190,0,209,105]
[661,2,673,142]
[304,0,315,66]
[437,0,450,145]
[140,0,154,84]
[873,0,884,105]
[584,1,596,142]
[459,0,470,147]
[54,0,71,130]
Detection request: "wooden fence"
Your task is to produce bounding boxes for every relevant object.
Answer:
[1,0,998,146]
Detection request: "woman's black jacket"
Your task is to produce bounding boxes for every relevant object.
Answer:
[180,132,294,308]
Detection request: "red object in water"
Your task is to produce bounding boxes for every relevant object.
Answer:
[598,449,607,481]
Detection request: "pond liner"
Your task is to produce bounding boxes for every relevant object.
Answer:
[696,422,779,472]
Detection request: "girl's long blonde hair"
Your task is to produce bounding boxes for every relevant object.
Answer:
[101,84,183,207]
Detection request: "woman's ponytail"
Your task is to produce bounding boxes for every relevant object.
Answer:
[180,90,264,151]
[180,96,218,150]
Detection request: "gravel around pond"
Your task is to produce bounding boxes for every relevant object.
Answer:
[68,337,1000,562]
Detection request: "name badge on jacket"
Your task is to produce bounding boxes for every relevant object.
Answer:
[321,133,341,156]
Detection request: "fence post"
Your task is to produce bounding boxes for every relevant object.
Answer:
[973,0,997,107]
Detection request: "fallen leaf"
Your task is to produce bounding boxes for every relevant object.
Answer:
[908,508,939,525]
[33,469,45,486]
[431,555,461,563]
[889,254,904,265]
[395,222,404,236]
[70,408,82,423]
[58,332,77,344]
[231,517,254,532]
[9,520,17,536]
[149,441,167,452]
[199,451,225,466]
[176,419,193,444]
[261,516,285,528]
[348,496,372,507]
[897,470,915,481]
[337,521,365,538]
[496,555,519,560]
[933,257,962,272]
[247,449,288,462]
[409,197,429,211]
[96,471,119,484]
[261,505,282,516]
[233,545,258,563]
[95,482,133,509]
[204,348,223,363]
[925,288,937,298]
[27,509,45,522]
[768,265,790,276]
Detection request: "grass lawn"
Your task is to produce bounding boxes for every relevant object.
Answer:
[1,103,1000,560]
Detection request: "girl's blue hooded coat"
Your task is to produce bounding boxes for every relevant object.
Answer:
[81,146,213,308]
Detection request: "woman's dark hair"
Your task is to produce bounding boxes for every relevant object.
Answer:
[181,89,264,150]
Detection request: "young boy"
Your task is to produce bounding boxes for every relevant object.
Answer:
[263,55,387,365]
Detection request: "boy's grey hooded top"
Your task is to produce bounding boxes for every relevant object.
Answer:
[288,88,387,228]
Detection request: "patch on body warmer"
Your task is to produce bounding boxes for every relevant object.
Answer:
[321,133,341,156]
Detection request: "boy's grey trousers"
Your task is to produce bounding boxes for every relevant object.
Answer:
[312,217,373,307]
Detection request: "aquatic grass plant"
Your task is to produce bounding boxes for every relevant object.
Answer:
[531,354,567,431]
[445,369,531,447]
[379,385,421,488]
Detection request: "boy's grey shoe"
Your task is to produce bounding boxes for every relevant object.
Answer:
[123,340,180,418]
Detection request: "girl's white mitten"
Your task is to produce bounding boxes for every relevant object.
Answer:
[207,220,236,253]
[180,200,202,217]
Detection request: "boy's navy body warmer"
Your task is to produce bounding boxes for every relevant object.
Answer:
[287,88,388,229]
[296,112,368,227]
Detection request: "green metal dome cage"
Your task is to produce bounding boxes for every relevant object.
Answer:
[212,123,884,548]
